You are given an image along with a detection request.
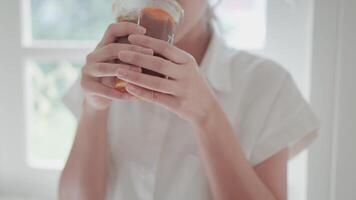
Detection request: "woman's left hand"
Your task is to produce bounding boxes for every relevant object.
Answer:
[115,34,219,125]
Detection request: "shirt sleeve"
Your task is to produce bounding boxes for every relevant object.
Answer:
[61,75,85,121]
[249,72,320,166]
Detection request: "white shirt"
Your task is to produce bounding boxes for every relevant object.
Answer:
[63,22,319,200]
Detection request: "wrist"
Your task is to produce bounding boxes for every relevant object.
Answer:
[83,98,110,116]
[191,100,221,131]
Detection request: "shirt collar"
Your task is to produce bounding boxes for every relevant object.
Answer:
[199,20,232,93]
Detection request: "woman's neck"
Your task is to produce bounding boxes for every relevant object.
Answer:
[175,18,212,65]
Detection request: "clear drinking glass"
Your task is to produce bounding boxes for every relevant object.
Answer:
[112,0,184,92]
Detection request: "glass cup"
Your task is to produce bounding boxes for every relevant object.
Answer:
[112,0,184,92]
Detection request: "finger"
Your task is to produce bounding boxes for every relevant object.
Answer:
[101,77,115,88]
[118,50,183,79]
[128,34,192,64]
[96,22,146,49]
[125,83,179,108]
[116,65,180,95]
[83,63,142,77]
[87,43,154,63]
[81,78,134,101]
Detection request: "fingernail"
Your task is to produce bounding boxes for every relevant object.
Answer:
[118,51,129,60]
[114,79,127,88]
[137,26,146,34]
[131,67,142,72]
[141,48,154,55]
[128,34,137,41]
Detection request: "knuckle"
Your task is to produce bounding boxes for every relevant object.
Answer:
[120,22,135,33]
[107,23,116,34]
[159,42,170,54]
[101,77,112,87]
[127,23,138,32]
[106,43,117,54]
[130,66,142,72]
[137,67,143,73]
[130,52,140,64]
[119,21,130,28]
[106,42,116,49]
[86,53,94,63]
[106,22,139,41]
[130,45,142,53]
[118,64,130,71]
[82,66,94,77]
[156,59,165,71]
[80,78,88,91]
[141,36,149,45]
[97,63,107,74]
[127,65,137,72]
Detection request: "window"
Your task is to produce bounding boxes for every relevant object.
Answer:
[28,0,112,43]
[24,0,113,169]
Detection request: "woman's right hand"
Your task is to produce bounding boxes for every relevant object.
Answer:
[80,22,153,110]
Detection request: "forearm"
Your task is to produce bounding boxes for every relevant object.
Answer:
[192,102,277,200]
[59,99,109,200]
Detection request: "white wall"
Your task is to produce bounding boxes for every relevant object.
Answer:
[257,0,314,97]
[331,0,356,198]
[335,0,356,199]
[0,0,27,195]
[308,0,356,199]
[0,0,59,198]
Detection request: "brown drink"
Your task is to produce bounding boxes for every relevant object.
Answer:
[114,13,141,92]
[113,0,183,92]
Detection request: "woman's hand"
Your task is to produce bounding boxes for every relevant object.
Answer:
[115,34,219,125]
[80,22,154,111]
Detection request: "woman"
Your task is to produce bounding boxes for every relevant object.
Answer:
[59,0,319,199]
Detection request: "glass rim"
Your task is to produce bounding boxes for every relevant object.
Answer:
[113,0,184,24]
[147,0,184,24]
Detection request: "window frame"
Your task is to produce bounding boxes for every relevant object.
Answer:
[307,0,356,199]
[0,0,92,198]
